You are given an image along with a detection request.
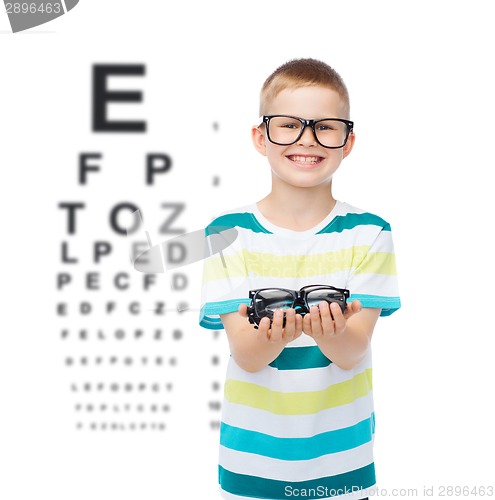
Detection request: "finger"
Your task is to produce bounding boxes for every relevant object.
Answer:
[302,312,312,335]
[319,301,334,334]
[310,306,322,336]
[344,299,362,319]
[257,316,271,340]
[238,303,248,317]
[282,308,296,341]
[269,308,284,342]
[294,313,303,338]
[330,302,346,332]
[352,300,363,314]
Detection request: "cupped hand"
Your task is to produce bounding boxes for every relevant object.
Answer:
[238,304,303,344]
[303,299,362,339]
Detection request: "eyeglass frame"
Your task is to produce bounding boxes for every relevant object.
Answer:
[260,114,354,149]
[247,284,350,328]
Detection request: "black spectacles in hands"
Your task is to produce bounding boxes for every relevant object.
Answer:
[247,284,350,329]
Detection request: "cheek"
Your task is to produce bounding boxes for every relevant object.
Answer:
[266,143,289,159]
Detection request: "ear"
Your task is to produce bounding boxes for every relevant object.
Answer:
[251,125,267,157]
[342,131,355,159]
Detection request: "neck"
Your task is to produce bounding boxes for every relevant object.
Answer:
[257,181,336,230]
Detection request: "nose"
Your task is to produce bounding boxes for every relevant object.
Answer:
[297,124,317,146]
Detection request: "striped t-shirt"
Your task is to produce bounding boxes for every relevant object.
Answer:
[199,200,401,500]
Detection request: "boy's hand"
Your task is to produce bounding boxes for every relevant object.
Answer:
[303,300,362,340]
[238,304,303,344]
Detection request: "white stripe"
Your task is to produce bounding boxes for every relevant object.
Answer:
[220,393,374,437]
[369,229,396,252]
[340,202,367,215]
[201,271,351,304]
[234,225,388,255]
[201,278,251,305]
[225,351,372,393]
[226,271,350,291]
[219,440,374,482]
[349,276,399,297]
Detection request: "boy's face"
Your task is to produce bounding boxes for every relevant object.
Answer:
[252,85,354,191]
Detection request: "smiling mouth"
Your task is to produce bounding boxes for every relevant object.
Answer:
[286,155,324,165]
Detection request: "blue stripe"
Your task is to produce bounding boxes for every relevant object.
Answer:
[203,298,251,315]
[316,212,391,234]
[220,415,375,460]
[349,294,401,316]
[269,345,332,370]
[206,213,272,235]
[219,462,376,499]
[199,315,223,330]
[199,299,251,330]
[207,211,390,236]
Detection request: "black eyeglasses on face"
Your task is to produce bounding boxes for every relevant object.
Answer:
[246,284,350,328]
[261,115,354,149]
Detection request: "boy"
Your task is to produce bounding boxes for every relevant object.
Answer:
[199,58,400,500]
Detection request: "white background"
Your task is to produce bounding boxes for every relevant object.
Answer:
[1,1,495,499]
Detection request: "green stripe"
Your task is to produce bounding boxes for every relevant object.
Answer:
[353,251,397,275]
[202,246,397,282]
[206,213,272,235]
[219,462,375,499]
[224,369,372,415]
[317,212,391,234]
[220,414,374,460]
[269,345,332,370]
[238,246,394,278]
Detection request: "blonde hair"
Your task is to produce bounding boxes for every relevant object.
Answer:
[259,58,350,118]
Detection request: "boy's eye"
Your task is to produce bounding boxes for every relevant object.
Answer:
[280,122,300,129]
[316,120,347,134]
[317,124,337,131]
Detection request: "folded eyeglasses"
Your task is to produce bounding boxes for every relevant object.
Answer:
[247,284,350,328]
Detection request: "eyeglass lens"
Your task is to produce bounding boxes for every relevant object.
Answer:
[306,289,345,308]
[267,116,349,148]
[254,289,294,314]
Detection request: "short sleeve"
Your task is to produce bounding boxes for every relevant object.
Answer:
[346,224,401,316]
[198,219,252,330]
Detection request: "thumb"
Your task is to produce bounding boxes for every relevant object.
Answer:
[238,303,248,317]
[345,299,362,319]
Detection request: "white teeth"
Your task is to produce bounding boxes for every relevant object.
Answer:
[290,155,321,164]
